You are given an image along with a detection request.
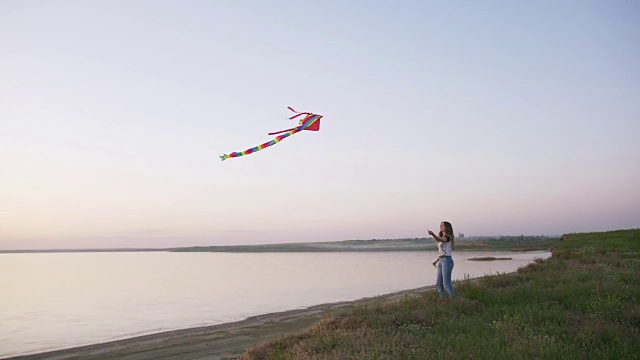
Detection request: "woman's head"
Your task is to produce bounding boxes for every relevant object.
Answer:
[439,221,455,249]
[439,221,453,236]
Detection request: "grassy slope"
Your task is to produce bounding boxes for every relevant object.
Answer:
[240,229,640,359]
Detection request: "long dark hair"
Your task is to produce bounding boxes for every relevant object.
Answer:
[439,221,455,250]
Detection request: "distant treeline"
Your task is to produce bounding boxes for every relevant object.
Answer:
[169,236,559,253]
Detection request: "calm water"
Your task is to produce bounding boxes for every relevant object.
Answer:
[0,250,550,358]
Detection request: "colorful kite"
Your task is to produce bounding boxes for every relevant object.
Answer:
[220,107,323,161]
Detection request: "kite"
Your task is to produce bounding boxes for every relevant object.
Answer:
[220,107,323,161]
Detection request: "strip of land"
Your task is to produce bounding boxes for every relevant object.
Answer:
[0,236,558,254]
[6,285,439,360]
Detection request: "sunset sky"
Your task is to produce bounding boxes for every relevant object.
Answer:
[2,1,639,250]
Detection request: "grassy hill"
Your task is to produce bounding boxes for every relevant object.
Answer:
[240,229,640,359]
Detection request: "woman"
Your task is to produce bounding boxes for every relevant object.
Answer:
[428,221,455,299]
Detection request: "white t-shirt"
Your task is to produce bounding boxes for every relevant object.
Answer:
[437,234,453,257]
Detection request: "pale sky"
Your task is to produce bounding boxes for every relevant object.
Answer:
[1,1,639,250]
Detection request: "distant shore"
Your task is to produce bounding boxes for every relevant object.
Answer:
[6,285,442,360]
[0,235,558,254]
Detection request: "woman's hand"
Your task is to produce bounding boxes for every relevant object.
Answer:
[432,260,438,267]
[428,230,435,236]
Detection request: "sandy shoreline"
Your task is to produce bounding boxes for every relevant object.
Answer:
[6,285,438,360]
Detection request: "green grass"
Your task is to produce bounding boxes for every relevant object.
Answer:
[240,229,640,359]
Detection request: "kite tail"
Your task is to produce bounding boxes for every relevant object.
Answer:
[220,129,300,161]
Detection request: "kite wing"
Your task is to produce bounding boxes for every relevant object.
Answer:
[220,107,323,161]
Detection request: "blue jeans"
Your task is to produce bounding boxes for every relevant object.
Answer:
[436,256,455,299]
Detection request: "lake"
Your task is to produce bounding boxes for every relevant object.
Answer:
[0,250,550,358]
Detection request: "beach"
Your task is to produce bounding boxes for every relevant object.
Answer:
[7,285,438,360]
